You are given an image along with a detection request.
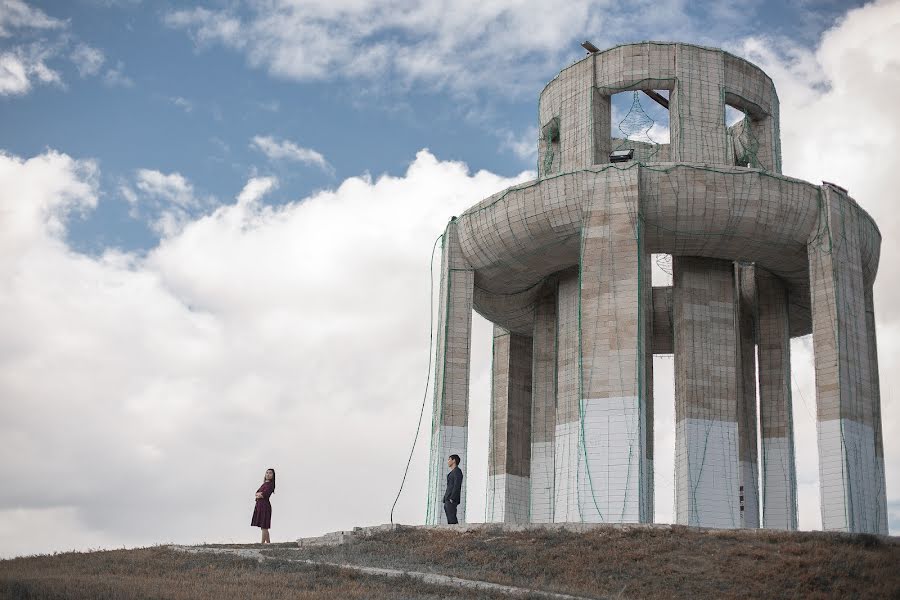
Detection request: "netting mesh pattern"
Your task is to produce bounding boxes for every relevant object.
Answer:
[424,42,885,533]
[808,186,886,533]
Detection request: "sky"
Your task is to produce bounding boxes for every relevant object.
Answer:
[0,0,899,558]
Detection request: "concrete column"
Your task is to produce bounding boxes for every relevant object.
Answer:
[723,53,782,173]
[864,285,889,534]
[808,185,884,533]
[426,218,474,525]
[674,257,741,528]
[757,270,798,530]
[651,286,674,354]
[553,271,581,522]
[669,45,727,165]
[737,264,760,528]
[486,326,533,523]
[530,278,558,523]
[574,168,654,523]
[591,87,612,165]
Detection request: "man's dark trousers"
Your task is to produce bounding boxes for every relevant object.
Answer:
[444,500,458,524]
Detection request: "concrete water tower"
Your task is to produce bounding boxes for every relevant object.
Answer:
[425,42,886,534]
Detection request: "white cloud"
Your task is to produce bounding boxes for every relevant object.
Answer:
[162,0,764,96]
[134,169,196,208]
[0,52,28,94]
[164,7,244,47]
[0,3,131,94]
[0,0,64,38]
[70,43,105,77]
[236,175,278,205]
[103,59,133,88]
[250,135,332,173]
[0,45,62,95]
[501,126,538,162]
[169,95,193,112]
[0,147,528,558]
[0,150,98,258]
[120,169,209,237]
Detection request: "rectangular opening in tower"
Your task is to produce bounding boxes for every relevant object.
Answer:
[651,253,673,287]
[610,90,670,162]
[725,105,756,168]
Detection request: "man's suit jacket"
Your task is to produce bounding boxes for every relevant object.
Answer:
[443,466,463,504]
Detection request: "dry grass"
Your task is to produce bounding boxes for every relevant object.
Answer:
[268,526,900,599]
[2,527,897,599]
[0,546,510,600]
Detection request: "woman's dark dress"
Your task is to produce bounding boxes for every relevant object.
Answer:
[251,481,274,529]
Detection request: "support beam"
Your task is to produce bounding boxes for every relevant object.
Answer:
[530,278,558,523]
[651,286,674,354]
[864,285,889,534]
[642,89,669,110]
[574,168,653,523]
[486,326,533,523]
[757,270,797,530]
[809,185,884,533]
[426,218,474,525]
[737,264,760,528]
[592,88,612,165]
[669,45,728,164]
[553,271,581,522]
[674,257,741,528]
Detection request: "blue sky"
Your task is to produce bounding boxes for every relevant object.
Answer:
[3,0,863,255]
[2,0,900,558]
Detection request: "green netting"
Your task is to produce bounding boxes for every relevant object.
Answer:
[422,43,883,532]
[613,91,663,162]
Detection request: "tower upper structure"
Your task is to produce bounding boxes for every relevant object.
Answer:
[537,42,780,176]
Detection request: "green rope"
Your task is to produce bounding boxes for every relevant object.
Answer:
[392,233,443,524]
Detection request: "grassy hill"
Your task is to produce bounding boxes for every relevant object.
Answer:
[1,524,898,599]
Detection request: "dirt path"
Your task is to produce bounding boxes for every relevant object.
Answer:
[169,545,600,600]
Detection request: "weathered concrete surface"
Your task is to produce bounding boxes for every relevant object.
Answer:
[427,41,885,533]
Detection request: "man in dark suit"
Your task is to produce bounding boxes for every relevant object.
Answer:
[443,454,463,524]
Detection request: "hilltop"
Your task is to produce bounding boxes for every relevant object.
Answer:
[1,523,898,599]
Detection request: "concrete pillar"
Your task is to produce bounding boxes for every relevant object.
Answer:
[486,326,533,523]
[426,218,474,525]
[757,270,798,530]
[864,285,889,534]
[737,264,760,528]
[723,53,782,174]
[530,279,558,522]
[591,87,612,165]
[553,271,581,521]
[674,257,741,528]
[574,168,654,523]
[669,45,728,165]
[651,286,674,354]
[538,57,595,177]
[808,185,884,533]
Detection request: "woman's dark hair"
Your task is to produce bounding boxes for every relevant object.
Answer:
[264,468,276,494]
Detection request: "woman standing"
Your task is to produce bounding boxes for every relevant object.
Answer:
[251,468,275,543]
